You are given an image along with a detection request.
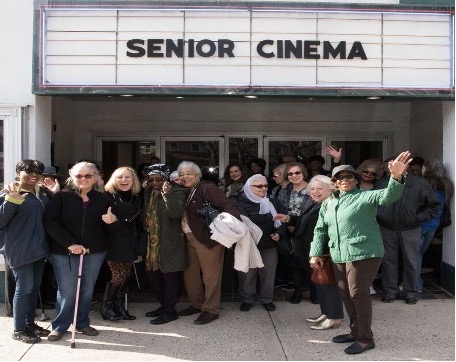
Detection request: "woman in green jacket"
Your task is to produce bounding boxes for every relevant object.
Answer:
[309,151,412,355]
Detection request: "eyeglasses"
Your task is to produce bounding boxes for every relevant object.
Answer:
[287,171,302,177]
[362,170,377,177]
[74,174,94,179]
[335,174,355,181]
[251,184,269,189]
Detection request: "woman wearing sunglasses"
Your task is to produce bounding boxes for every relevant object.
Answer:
[231,174,285,312]
[309,152,412,355]
[1,160,59,344]
[355,159,384,191]
[279,162,315,303]
[44,161,116,341]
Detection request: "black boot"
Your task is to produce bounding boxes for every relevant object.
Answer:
[100,283,122,321]
[116,282,136,320]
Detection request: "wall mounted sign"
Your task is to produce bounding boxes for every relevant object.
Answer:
[34,7,454,95]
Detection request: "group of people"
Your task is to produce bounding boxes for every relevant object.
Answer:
[0,149,452,356]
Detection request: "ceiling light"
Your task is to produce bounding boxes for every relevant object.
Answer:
[366,96,381,100]
[244,95,258,99]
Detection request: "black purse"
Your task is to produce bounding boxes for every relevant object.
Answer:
[439,202,452,229]
[195,186,221,227]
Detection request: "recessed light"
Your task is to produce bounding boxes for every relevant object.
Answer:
[244,95,258,99]
[120,94,134,97]
[366,96,381,100]
[176,96,184,99]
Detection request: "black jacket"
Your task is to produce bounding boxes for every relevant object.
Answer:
[375,173,440,231]
[232,193,284,251]
[44,188,113,255]
[105,191,142,262]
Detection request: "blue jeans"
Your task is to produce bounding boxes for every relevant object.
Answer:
[11,259,46,331]
[416,230,436,291]
[50,252,106,332]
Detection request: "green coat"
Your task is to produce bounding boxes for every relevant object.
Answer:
[309,177,404,263]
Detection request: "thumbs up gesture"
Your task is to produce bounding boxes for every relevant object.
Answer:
[102,206,118,224]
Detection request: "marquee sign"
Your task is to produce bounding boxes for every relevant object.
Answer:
[34,7,454,94]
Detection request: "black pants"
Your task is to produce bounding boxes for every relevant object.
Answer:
[147,270,181,315]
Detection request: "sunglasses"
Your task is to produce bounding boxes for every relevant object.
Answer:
[74,174,94,179]
[287,171,302,177]
[362,170,377,177]
[251,184,269,189]
[335,174,355,181]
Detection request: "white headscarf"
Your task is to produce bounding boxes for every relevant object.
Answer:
[243,174,281,228]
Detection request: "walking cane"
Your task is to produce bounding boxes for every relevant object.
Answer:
[70,249,89,349]
[38,290,50,321]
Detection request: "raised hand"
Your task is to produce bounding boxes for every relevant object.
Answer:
[102,206,118,224]
[3,186,28,201]
[43,177,60,194]
[389,151,413,180]
[325,146,342,163]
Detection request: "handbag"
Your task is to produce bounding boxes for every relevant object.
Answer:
[311,255,336,285]
[439,202,451,229]
[196,186,220,227]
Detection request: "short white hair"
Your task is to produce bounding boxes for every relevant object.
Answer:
[177,161,202,179]
[306,175,334,192]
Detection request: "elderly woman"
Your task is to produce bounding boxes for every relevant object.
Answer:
[355,159,384,191]
[309,152,412,355]
[232,174,284,312]
[177,161,241,325]
[143,164,188,325]
[101,166,143,321]
[45,161,116,341]
[1,160,59,344]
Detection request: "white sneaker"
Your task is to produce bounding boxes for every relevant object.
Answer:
[369,286,377,295]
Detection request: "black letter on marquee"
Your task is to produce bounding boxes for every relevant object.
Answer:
[126,39,145,57]
[147,39,164,58]
[196,39,216,57]
[323,41,346,59]
[284,40,302,58]
[188,39,195,58]
[277,40,283,58]
[218,39,235,57]
[304,41,320,59]
[257,40,274,58]
[166,39,184,58]
[347,41,367,60]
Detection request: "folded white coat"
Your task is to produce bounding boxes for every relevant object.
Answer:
[209,212,264,273]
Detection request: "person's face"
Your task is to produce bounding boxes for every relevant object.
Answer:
[272,170,284,185]
[179,167,199,188]
[250,162,263,174]
[250,180,268,198]
[309,181,331,203]
[229,166,242,181]
[287,166,304,185]
[309,160,323,171]
[409,165,423,176]
[361,167,377,182]
[18,169,42,188]
[72,166,96,192]
[115,170,133,192]
[334,172,357,192]
[172,176,181,184]
[147,174,165,191]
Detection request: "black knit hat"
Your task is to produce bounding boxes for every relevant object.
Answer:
[147,164,171,179]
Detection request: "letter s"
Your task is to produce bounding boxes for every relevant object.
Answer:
[126,39,146,58]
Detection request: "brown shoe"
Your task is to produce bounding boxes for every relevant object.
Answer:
[178,306,201,317]
[47,330,63,342]
[194,311,219,325]
[76,326,99,336]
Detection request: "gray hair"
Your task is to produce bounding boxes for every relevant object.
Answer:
[177,161,202,179]
[306,174,334,192]
[169,170,179,182]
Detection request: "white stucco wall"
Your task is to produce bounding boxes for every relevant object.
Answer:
[442,101,455,267]
[0,0,34,105]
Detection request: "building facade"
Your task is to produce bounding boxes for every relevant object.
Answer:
[1,0,455,294]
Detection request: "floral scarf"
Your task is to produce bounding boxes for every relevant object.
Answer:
[145,191,161,271]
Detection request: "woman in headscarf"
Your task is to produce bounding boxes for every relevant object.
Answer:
[143,164,188,325]
[231,174,285,312]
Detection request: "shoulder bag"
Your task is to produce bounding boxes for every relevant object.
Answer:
[196,186,221,227]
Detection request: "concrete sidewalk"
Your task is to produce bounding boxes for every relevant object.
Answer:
[0,299,454,361]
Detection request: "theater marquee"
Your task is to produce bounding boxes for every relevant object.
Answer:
[33,7,454,95]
